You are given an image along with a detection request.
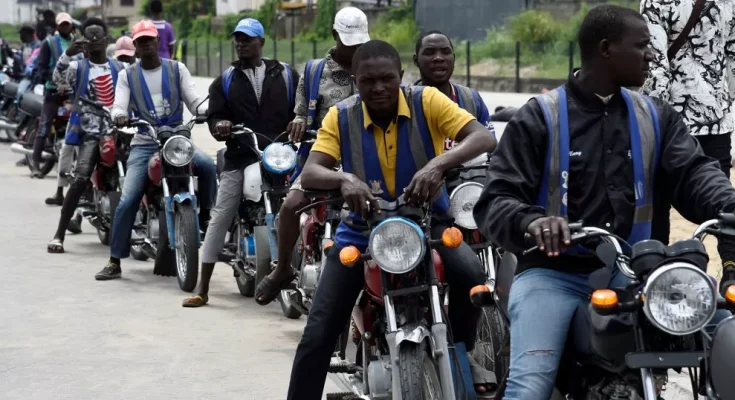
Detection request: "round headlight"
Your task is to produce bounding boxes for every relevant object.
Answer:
[449,182,483,229]
[263,143,297,174]
[161,136,194,167]
[643,262,717,336]
[369,218,425,274]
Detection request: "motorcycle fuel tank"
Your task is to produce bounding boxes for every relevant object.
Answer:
[147,154,162,186]
[242,163,262,202]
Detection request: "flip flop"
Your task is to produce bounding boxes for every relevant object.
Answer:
[469,355,497,396]
[47,239,64,254]
[182,294,209,308]
[254,272,297,306]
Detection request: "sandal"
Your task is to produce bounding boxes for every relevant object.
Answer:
[182,294,209,308]
[47,239,64,254]
[469,355,497,396]
[254,271,297,306]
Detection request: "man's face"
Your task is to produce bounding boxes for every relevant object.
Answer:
[416,34,454,84]
[117,54,136,64]
[20,32,33,43]
[334,33,361,64]
[58,22,72,36]
[233,32,263,60]
[607,17,654,88]
[134,36,158,58]
[354,57,402,114]
[84,25,107,55]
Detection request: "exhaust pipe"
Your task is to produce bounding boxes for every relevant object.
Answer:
[0,119,18,131]
[9,143,54,160]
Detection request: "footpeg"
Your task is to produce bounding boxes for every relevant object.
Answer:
[327,360,359,374]
[326,393,361,400]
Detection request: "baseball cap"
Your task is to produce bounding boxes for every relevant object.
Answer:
[115,36,136,57]
[231,18,265,38]
[333,7,370,47]
[132,20,159,41]
[56,12,73,26]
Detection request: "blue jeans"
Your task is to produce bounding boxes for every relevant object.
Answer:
[109,144,217,259]
[15,78,31,103]
[504,267,732,399]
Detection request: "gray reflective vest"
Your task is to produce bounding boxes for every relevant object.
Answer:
[126,59,183,127]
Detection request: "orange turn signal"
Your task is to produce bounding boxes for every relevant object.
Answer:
[470,285,491,297]
[441,227,463,248]
[725,285,735,305]
[322,240,334,250]
[339,246,361,266]
[469,284,494,307]
[591,289,619,310]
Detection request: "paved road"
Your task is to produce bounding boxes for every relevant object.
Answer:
[0,147,344,399]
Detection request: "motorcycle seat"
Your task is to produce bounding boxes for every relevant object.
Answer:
[1,81,18,98]
[19,92,43,117]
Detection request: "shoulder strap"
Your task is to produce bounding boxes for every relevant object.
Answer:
[279,62,294,107]
[304,58,327,130]
[222,66,235,103]
[667,0,711,61]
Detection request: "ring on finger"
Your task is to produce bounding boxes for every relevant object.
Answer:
[542,228,551,234]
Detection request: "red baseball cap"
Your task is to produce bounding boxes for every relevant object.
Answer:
[132,20,158,41]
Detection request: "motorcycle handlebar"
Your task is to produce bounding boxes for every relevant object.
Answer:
[692,213,735,240]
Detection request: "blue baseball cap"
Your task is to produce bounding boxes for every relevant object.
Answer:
[231,18,265,38]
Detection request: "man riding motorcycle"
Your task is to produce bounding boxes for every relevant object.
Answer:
[181,18,298,307]
[30,12,76,179]
[473,6,734,399]
[46,18,128,254]
[95,20,216,281]
[286,40,497,400]
[12,25,41,167]
[255,6,370,305]
[413,30,494,144]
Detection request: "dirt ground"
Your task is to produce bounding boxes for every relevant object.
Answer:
[667,172,735,279]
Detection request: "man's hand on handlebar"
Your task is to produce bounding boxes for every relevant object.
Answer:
[115,115,128,128]
[404,163,443,205]
[341,174,380,219]
[287,119,306,142]
[527,216,571,257]
[214,120,233,140]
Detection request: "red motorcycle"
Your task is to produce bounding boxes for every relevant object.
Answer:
[305,192,470,400]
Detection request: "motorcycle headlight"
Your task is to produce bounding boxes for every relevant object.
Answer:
[643,262,717,336]
[369,218,426,274]
[449,182,483,229]
[263,142,297,174]
[161,136,194,167]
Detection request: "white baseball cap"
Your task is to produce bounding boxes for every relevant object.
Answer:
[333,7,370,47]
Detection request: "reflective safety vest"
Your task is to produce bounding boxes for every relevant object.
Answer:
[290,58,328,183]
[534,86,661,245]
[445,82,494,150]
[126,59,183,127]
[333,86,450,249]
[44,35,73,89]
[65,58,124,145]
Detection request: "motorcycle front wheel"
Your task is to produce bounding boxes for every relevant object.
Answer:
[473,304,509,385]
[278,241,304,319]
[130,207,149,261]
[398,342,443,400]
[96,191,121,246]
[154,209,177,277]
[174,203,199,292]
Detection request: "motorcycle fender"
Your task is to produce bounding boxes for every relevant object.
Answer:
[164,194,201,248]
[394,324,435,358]
[242,163,262,202]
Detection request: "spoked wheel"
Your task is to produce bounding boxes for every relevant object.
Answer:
[278,239,303,319]
[131,206,150,261]
[398,342,443,400]
[154,210,177,277]
[174,203,199,292]
[233,223,255,297]
[96,191,121,246]
[473,304,509,385]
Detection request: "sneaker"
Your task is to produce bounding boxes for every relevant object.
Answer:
[45,193,64,206]
[95,261,122,281]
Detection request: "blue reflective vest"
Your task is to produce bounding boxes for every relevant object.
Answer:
[534,86,661,245]
[334,86,450,250]
[127,59,183,127]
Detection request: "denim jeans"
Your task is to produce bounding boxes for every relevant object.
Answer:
[109,144,217,259]
[39,89,63,137]
[15,78,31,105]
[504,267,732,399]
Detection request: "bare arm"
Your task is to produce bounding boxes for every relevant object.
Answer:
[300,151,344,190]
[430,120,496,173]
[111,70,131,120]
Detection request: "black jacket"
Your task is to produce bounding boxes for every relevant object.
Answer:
[207,59,299,171]
[474,74,735,274]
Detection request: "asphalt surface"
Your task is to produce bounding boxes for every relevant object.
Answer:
[0,78,705,399]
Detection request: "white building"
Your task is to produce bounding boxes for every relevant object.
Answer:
[4,0,96,25]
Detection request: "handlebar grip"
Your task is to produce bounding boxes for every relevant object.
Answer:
[304,130,318,140]
[718,213,735,226]
[523,233,536,248]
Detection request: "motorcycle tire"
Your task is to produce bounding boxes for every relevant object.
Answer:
[154,210,177,277]
[398,341,443,400]
[278,241,304,319]
[473,304,509,385]
[253,225,271,287]
[232,223,255,297]
[174,203,199,292]
[130,207,150,261]
[97,191,121,246]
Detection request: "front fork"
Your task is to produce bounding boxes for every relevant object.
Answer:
[263,192,279,262]
[162,176,200,250]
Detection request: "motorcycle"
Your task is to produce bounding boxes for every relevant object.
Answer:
[70,97,133,245]
[10,89,73,176]
[0,77,21,140]
[219,125,295,298]
[307,190,477,400]
[445,152,508,385]
[126,114,205,291]
[471,217,735,399]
